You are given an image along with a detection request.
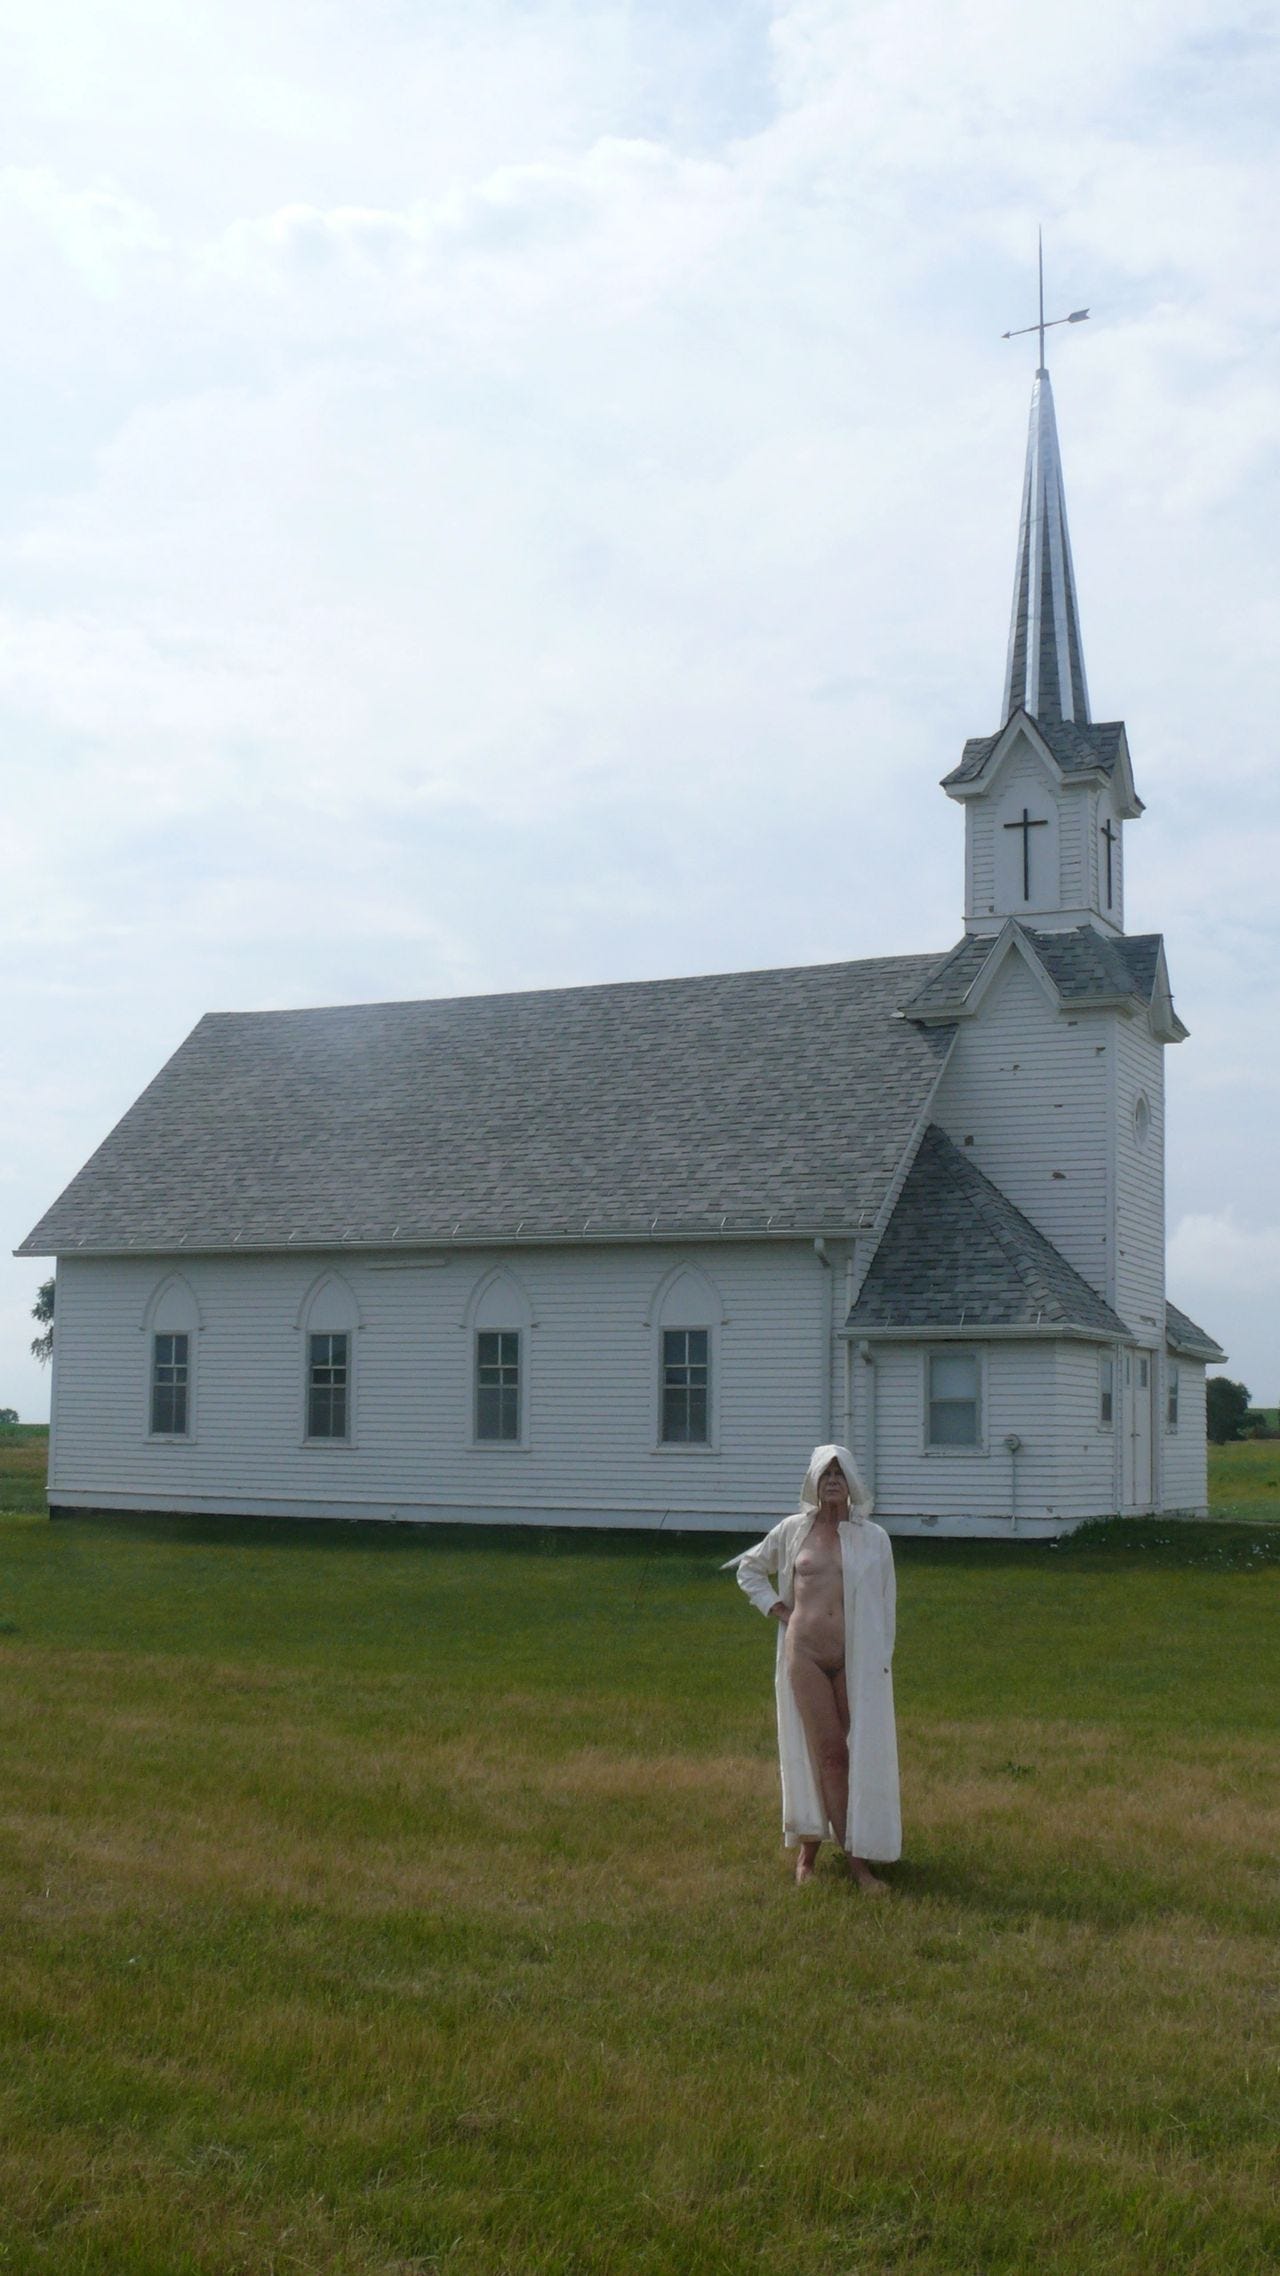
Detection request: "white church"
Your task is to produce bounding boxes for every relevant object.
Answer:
[20,355,1223,1537]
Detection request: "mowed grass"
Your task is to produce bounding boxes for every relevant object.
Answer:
[1207,1433,1280,1517]
[1,1450,1279,2274]
[0,1424,49,1516]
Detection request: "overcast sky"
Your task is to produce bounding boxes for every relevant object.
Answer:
[3,0,1277,1420]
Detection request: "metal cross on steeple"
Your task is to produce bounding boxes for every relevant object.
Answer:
[1002,229,1089,374]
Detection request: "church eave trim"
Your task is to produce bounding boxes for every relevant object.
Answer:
[22,1219,886,1261]
[839,1320,1129,1345]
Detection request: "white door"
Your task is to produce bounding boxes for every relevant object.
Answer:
[1124,1350,1153,1512]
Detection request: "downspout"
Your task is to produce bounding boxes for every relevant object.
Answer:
[813,1238,833,1437]
[1004,1432,1022,1534]
[857,1339,877,1500]
[842,1248,855,1450]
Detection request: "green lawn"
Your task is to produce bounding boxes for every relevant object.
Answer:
[1207,1433,1280,1517]
[1,1463,1278,2274]
[0,1423,49,1516]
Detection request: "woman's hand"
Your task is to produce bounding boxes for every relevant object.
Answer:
[769,1601,790,1625]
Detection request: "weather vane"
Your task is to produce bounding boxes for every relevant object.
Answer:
[1003,229,1089,370]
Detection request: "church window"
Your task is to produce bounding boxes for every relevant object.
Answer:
[307,1333,350,1440]
[143,1273,200,1440]
[1166,1365,1179,1432]
[150,1333,190,1437]
[926,1351,980,1448]
[1133,1094,1151,1148]
[476,1330,521,1442]
[1099,1355,1114,1428]
[661,1328,710,1444]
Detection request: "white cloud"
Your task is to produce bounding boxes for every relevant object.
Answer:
[0,164,168,294]
[1169,1213,1280,1299]
[2,0,1279,1415]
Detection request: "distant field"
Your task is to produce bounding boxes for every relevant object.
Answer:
[2,1478,1279,2272]
[0,1423,47,1515]
[1207,1434,1280,1517]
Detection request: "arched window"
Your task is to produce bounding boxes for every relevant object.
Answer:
[649,1264,725,1451]
[298,1273,360,1444]
[464,1268,534,1447]
[142,1273,201,1440]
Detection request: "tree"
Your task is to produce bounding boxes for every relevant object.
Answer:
[1206,1376,1250,1445]
[31,1277,54,1367]
[0,1407,16,1426]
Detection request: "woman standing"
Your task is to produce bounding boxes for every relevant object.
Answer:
[732,1444,900,1888]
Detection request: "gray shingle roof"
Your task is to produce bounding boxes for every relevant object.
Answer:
[845,1125,1131,1338]
[1165,1302,1226,1363]
[943,714,1127,789]
[898,933,992,1019]
[899,924,1177,1025]
[19,957,955,1257]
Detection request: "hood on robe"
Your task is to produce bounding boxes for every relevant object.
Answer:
[720,1441,876,1571]
[798,1442,874,1520]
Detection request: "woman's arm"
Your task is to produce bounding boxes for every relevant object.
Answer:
[731,1521,790,1619]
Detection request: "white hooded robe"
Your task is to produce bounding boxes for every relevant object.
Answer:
[729,1444,901,1862]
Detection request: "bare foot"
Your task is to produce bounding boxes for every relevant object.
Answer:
[845,1855,889,1895]
[794,1842,820,1885]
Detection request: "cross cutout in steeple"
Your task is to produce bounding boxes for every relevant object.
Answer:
[1004,807,1049,901]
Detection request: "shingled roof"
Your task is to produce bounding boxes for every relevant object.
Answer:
[19,956,954,1257]
[844,1125,1130,1339]
[1165,1302,1226,1364]
[943,713,1128,790]
[899,924,1182,1031]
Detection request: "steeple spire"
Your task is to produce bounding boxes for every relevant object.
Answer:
[1001,236,1092,726]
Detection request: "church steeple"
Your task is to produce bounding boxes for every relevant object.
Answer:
[941,259,1143,941]
[1002,365,1091,726]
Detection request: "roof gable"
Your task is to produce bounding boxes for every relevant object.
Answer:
[845,1125,1130,1339]
[943,711,1138,813]
[19,955,955,1257]
[899,923,1185,1037]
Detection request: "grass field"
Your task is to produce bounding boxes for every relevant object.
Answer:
[1,1434,1278,2274]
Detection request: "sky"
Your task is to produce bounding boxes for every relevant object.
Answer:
[2,0,1278,1420]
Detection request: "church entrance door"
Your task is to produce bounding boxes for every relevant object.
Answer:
[1123,1350,1154,1512]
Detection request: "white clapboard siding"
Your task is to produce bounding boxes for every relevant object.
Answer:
[1112,1015,1165,1343]
[1160,1363,1209,1514]
[1059,784,1087,914]
[868,1340,1119,1524]
[932,954,1113,1299]
[1089,786,1125,931]
[968,748,1063,925]
[48,1244,835,1532]
[965,740,1118,933]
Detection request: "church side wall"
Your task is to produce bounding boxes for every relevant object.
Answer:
[867,1339,1118,1524]
[46,1244,834,1532]
[1161,1362,1209,1514]
[931,956,1112,1299]
[1112,1014,1165,1345]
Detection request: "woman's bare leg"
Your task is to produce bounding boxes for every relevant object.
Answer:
[828,1667,888,1892]
[794,1839,820,1883]
[786,1647,850,1858]
[789,1656,888,1892]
